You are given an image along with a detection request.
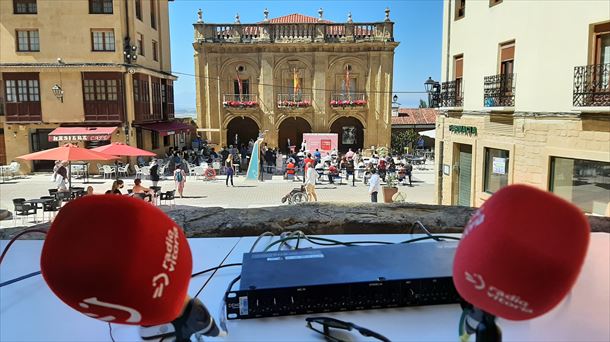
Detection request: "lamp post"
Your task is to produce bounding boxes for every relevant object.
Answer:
[123,38,138,64]
[391,94,400,116]
[424,77,440,108]
[52,84,64,103]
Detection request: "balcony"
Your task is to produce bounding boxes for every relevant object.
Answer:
[223,94,259,109]
[330,93,367,108]
[277,94,312,108]
[440,80,463,108]
[484,73,515,107]
[573,63,610,107]
[195,22,394,44]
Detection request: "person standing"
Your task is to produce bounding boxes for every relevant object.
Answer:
[225,154,235,187]
[405,161,413,186]
[56,161,68,192]
[150,159,160,187]
[304,162,318,202]
[174,165,187,198]
[368,168,381,203]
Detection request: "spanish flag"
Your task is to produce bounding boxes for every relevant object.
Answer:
[344,66,351,101]
[293,68,300,99]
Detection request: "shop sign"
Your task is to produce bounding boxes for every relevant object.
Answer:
[449,125,477,136]
[49,134,111,142]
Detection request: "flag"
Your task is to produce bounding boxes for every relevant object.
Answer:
[344,66,351,101]
[236,70,243,101]
[293,68,300,100]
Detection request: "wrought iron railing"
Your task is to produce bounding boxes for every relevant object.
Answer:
[330,93,367,107]
[277,94,312,108]
[440,80,463,107]
[484,73,515,107]
[573,63,610,107]
[222,94,258,108]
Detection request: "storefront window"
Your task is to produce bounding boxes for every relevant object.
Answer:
[484,148,509,193]
[550,157,610,215]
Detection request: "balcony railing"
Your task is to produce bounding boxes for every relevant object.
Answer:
[223,94,259,108]
[330,93,367,107]
[440,80,463,107]
[195,22,394,44]
[573,63,610,107]
[277,94,312,108]
[484,73,515,107]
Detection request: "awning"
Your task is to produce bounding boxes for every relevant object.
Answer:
[139,121,193,136]
[48,127,117,142]
[419,129,436,139]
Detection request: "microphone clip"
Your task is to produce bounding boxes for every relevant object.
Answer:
[171,298,224,342]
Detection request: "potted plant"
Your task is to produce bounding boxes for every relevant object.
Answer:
[382,174,399,203]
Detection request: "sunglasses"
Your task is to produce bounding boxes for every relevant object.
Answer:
[306,316,391,342]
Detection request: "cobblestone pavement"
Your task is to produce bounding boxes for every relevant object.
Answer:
[0,162,436,228]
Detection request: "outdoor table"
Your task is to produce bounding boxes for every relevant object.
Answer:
[70,162,90,183]
[23,198,53,223]
[1,234,607,341]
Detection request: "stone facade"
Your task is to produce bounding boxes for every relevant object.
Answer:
[192,10,398,152]
[0,0,179,172]
[435,1,609,215]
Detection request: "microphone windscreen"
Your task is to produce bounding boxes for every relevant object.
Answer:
[41,195,192,326]
[453,184,590,321]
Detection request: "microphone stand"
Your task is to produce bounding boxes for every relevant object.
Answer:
[473,309,501,342]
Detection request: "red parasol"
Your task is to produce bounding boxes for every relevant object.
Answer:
[17,144,117,189]
[91,142,156,157]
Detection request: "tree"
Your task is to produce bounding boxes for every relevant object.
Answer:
[419,99,428,108]
[391,129,419,155]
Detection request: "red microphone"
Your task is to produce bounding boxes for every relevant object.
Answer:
[453,184,590,339]
[40,195,192,326]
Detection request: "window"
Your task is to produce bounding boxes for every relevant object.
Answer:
[13,0,37,14]
[592,23,610,65]
[152,40,158,61]
[91,30,115,51]
[3,73,41,122]
[137,33,144,56]
[135,0,142,20]
[499,42,515,75]
[82,72,123,122]
[162,79,174,120]
[150,0,157,29]
[89,0,112,14]
[163,135,170,146]
[233,79,250,100]
[16,30,39,52]
[489,0,502,7]
[151,131,159,149]
[454,55,463,102]
[455,0,465,20]
[483,148,509,193]
[133,74,152,121]
[136,128,143,148]
[550,157,610,215]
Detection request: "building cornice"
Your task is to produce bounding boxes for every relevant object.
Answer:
[0,63,177,80]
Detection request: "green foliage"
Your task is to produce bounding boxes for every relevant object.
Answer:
[419,99,428,108]
[391,129,419,155]
[377,146,388,157]
[384,173,398,188]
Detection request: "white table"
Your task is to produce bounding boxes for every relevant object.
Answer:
[1,234,609,341]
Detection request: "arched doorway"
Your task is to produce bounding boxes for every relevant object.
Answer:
[278,117,312,153]
[226,117,259,149]
[330,116,364,153]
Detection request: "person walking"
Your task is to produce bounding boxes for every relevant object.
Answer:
[368,168,381,203]
[225,154,235,187]
[304,162,318,202]
[405,161,413,186]
[173,165,187,198]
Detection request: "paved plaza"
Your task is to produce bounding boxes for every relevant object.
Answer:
[0,162,436,229]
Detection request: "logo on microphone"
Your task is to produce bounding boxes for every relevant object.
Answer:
[464,271,533,314]
[463,209,485,238]
[78,297,142,323]
[152,226,181,299]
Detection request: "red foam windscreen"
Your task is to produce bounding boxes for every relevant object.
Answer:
[41,195,192,325]
[453,184,590,320]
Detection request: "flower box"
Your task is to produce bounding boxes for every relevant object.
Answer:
[223,100,258,108]
[330,99,367,107]
[277,100,312,108]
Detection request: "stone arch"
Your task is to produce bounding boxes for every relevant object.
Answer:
[327,56,368,102]
[219,57,260,102]
[329,116,365,153]
[273,56,314,104]
[277,117,312,153]
[225,116,261,149]
[328,112,367,129]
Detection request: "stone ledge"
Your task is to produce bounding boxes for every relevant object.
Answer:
[1,203,608,240]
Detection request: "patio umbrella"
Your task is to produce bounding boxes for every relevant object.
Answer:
[17,143,117,190]
[91,142,156,179]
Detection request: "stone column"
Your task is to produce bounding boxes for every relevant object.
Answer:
[313,52,328,132]
[259,53,276,145]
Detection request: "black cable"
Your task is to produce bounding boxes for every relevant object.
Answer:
[0,228,48,266]
[226,275,241,294]
[410,221,442,241]
[193,238,242,299]
[400,235,461,244]
[191,263,242,278]
[108,323,115,342]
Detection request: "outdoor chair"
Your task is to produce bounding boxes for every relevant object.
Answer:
[118,163,130,178]
[55,191,71,204]
[158,165,166,179]
[96,163,104,176]
[159,190,176,207]
[48,188,58,196]
[194,166,205,180]
[134,165,142,179]
[188,163,197,178]
[102,165,115,179]
[13,198,36,225]
[140,166,150,180]
[42,197,61,222]
[9,162,21,179]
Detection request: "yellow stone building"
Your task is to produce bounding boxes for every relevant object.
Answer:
[434,0,610,215]
[193,9,398,152]
[0,0,188,172]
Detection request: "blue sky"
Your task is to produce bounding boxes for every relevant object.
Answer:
[168,0,443,111]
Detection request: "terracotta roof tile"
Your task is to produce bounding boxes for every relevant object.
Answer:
[391,108,438,126]
[263,13,333,24]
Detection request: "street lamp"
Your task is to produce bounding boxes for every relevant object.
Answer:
[424,77,440,108]
[392,94,398,103]
[123,38,138,64]
[52,84,64,102]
